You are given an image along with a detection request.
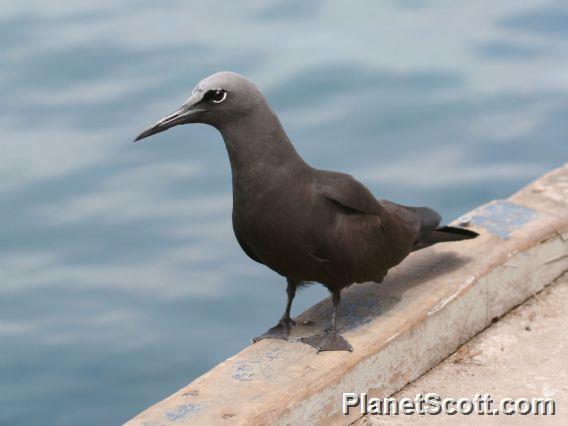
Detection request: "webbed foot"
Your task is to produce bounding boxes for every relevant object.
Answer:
[252,318,296,342]
[299,328,353,353]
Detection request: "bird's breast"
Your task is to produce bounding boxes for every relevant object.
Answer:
[231,182,316,274]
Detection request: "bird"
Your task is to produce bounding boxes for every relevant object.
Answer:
[134,71,479,352]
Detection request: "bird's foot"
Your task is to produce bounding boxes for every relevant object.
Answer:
[299,328,353,353]
[252,318,296,343]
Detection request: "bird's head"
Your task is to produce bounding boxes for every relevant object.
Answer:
[134,71,264,141]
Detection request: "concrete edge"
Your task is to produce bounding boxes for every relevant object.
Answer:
[126,162,568,426]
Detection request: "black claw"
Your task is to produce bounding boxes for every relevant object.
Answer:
[299,328,353,353]
[252,318,295,343]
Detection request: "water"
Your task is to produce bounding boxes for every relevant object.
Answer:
[0,1,566,424]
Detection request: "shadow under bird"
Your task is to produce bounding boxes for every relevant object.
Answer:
[135,71,478,352]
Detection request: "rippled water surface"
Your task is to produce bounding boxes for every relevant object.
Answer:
[1,1,567,424]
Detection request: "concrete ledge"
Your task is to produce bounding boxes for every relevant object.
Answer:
[127,163,568,426]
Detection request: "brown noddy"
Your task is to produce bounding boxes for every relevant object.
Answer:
[134,71,478,352]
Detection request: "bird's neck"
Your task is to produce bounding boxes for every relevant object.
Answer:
[217,107,309,186]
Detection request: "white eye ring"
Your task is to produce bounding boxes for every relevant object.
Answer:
[212,91,227,104]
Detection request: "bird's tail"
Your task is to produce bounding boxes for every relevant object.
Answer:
[413,226,479,251]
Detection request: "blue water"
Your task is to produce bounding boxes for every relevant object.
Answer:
[1,1,566,424]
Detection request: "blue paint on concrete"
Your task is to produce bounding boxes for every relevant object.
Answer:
[470,200,537,240]
[231,348,283,381]
[165,404,202,421]
[232,360,259,381]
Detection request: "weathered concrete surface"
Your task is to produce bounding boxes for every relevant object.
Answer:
[126,162,568,426]
[359,271,568,425]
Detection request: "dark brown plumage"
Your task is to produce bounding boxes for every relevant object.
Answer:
[135,71,479,352]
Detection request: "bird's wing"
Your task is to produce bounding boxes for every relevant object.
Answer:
[316,171,383,215]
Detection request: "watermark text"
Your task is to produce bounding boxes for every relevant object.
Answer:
[342,393,556,416]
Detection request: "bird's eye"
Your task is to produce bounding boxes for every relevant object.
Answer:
[209,89,227,104]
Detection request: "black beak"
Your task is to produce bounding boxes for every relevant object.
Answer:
[134,98,204,142]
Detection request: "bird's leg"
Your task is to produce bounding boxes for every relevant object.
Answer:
[299,291,353,353]
[252,279,297,342]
